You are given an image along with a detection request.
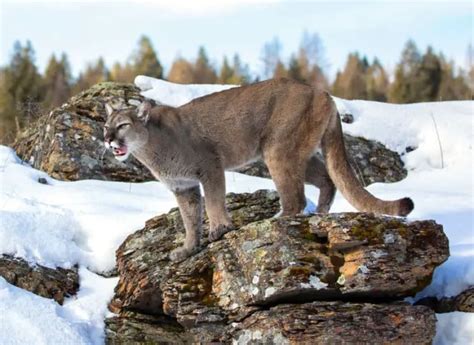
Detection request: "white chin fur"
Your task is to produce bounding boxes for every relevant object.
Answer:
[114,152,130,162]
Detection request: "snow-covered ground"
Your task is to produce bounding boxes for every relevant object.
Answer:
[0,77,472,344]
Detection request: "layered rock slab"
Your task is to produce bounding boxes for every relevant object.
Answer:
[229,301,435,345]
[0,255,79,304]
[106,302,435,344]
[109,190,448,330]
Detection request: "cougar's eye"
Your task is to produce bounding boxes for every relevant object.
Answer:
[117,123,130,130]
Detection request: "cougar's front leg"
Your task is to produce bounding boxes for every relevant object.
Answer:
[201,168,234,242]
[169,185,202,262]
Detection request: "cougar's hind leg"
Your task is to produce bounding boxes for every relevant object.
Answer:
[305,155,336,214]
[265,155,307,216]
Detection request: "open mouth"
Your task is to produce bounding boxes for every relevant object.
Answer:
[113,145,128,157]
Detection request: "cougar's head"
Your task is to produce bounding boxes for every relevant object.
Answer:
[103,101,153,161]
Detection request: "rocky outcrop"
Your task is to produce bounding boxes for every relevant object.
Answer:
[106,190,448,344]
[416,287,474,313]
[236,133,407,186]
[14,82,406,185]
[0,255,79,304]
[13,82,153,182]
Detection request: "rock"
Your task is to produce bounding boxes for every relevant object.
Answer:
[109,190,448,330]
[0,255,79,304]
[340,112,354,123]
[105,311,191,344]
[37,177,48,185]
[236,134,407,186]
[226,301,436,345]
[106,302,435,344]
[415,287,474,313]
[234,160,271,179]
[109,190,281,317]
[13,82,153,182]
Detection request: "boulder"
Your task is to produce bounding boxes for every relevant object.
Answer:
[0,255,79,304]
[14,82,406,185]
[107,190,448,343]
[236,134,407,186]
[106,302,435,344]
[13,82,153,182]
[109,190,281,317]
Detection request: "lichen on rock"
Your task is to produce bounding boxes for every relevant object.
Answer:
[0,255,79,304]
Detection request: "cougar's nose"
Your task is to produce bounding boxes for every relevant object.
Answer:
[104,136,112,148]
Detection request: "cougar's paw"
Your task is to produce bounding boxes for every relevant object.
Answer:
[208,224,235,242]
[169,246,199,262]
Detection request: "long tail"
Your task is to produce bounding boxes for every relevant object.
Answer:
[321,101,414,216]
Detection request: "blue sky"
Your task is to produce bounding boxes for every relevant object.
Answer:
[1,0,472,80]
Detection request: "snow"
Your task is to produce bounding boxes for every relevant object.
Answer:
[434,312,474,345]
[0,269,117,345]
[0,77,473,344]
[135,75,237,107]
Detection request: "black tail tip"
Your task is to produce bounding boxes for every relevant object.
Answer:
[398,197,414,216]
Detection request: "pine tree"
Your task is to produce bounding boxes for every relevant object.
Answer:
[261,37,283,79]
[438,55,470,100]
[332,53,368,99]
[465,44,474,97]
[366,58,389,101]
[44,53,72,108]
[414,46,442,102]
[110,62,135,83]
[131,35,163,79]
[0,68,16,143]
[287,55,304,82]
[218,56,234,84]
[168,57,195,84]
[389,40,421,103]
[193,47,217,84]
[73,57,109,93]
[273,61,288,79]
[0,41,43,141]
[297,31,329,89]
[229,54,250,84]
[332,71,344,96]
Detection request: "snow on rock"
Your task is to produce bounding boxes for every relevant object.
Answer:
[135,75,237,107]
[334,98,473,171]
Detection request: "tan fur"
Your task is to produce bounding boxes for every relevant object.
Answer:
[104,78,414,262]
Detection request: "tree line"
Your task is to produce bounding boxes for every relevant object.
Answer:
[0,33,472,143]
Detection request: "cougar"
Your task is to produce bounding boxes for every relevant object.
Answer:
[103,78,413,262]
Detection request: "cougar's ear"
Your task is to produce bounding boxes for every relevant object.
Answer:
[105,103,114,117]
[137,99,155,124]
